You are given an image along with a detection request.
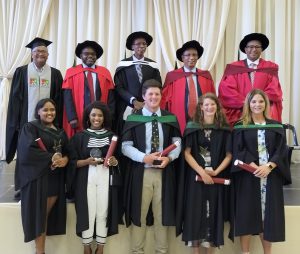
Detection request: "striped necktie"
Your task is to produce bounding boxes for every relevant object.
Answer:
[249,63,257,84]
[136,64,143,83]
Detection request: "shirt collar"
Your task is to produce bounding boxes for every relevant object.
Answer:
[133,55,145,62]
[142,107,161,116]
[183,66,197,73]
[247,58,260,67]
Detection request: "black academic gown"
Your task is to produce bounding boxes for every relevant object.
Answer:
[6,65,63,163]
[114,57,161,135]
[122,109,181,227]
[16,120,70,242]
[231,119,291,242]
[176,122,232,247]
[69,130,120,237]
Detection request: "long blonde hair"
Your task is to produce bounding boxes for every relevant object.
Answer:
[241,89,270,125]
[193,93,228,128]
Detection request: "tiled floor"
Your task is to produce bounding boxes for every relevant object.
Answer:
[1,160,300,204]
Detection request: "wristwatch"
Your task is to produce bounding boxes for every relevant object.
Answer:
[266,163,274,170]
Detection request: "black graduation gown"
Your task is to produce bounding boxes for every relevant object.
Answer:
[231,119,291,242]
[122,109,181,227]
[176,122,232,247]
[16,120,70,242]
[113,57,161,135]
[6,65,63,163]
[69,130,120,237]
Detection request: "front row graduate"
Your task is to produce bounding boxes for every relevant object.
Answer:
[176,93,232,253]
[69,101,121,254]
[121,79,181,254]
[231,89,291,254]
[16,98,71,254]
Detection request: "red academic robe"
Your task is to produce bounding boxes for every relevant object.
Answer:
[62,65,114,137]
[218,59,282,126]
[161,68,215,134]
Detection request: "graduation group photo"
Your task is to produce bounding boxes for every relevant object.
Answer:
[0,1,299,254]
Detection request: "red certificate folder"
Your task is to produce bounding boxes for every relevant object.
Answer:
[160,140,180,156]
[35,138,47,152]
[104,135,118,167]
[195,175,231,185]
[234,159,256,173]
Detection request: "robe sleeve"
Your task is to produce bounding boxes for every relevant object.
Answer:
[16,123,53,189]
[6,67,25,163]
[232,128,257,173]
[114,68,134,104]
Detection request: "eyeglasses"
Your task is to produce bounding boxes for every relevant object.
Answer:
[133,42,147,47]
[182,53,198,58]
[246,45,262,50]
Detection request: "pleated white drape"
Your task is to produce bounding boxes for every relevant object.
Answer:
[0,0,299,161]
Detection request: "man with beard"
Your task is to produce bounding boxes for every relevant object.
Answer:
[63,40,115,137]
[6,37,63,201]
[114,31,161,135]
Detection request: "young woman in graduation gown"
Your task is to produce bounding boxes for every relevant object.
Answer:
[231,89,291,254]
[16,98,71,254]
[69,101,120,254]
[177,93,232,254]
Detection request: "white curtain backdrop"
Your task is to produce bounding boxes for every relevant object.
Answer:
[0,0,299,161]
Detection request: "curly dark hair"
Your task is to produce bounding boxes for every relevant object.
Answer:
[34,98,56,120]
[82,101,112,129]
[193,93,228,128]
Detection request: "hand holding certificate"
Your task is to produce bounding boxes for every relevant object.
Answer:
[104,135,118,167]
[195,175,231,185]
[153,140,180,165]
[234,159,256,173]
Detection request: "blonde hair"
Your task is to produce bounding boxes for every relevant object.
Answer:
[193,93,228,128]
[241,89,270,125]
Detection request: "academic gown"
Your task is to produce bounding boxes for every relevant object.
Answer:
[176,122,232,247]
[218,59,283,126]
[6,65,63,163]
[16,120,70,242]
[122,109,181,227]
[161,68,215,134]
[62,64,115,138]
[114,56,161,135]
[69,130,120,237]
[230,119,291,242]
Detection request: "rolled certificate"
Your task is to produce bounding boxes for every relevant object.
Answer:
[104,135,118,167]
[195,175,231,185]
[234,159,256,173]
[35,138,47,152]
[160,140,180,156]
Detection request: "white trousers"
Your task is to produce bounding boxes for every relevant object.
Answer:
[82,164,109,245]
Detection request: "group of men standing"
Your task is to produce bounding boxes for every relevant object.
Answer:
[5,31,282,254]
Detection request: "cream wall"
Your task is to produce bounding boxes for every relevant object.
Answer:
[0,203,299,254]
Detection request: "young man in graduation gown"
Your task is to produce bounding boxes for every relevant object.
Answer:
[6,37,63,164]
[218,33,283,126]
[63,40,115,137]
[161,40,215,134]
[122,79,181,254]
[114,31,161,135]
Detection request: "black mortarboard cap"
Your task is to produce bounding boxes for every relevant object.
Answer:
[25,37,52,50]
